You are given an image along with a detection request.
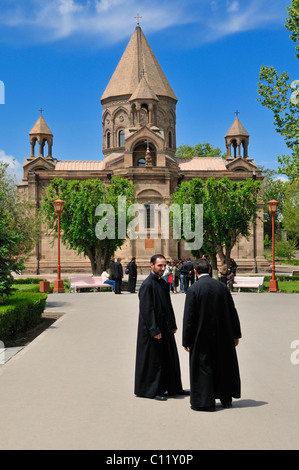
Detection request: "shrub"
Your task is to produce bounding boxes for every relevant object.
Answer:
[13,278,47,285]
[0,292,47,342]
[264,234,271,247]
[275,239,296,260]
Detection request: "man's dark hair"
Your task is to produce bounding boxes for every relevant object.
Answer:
[194,258,211,275]
[150,254,166,264]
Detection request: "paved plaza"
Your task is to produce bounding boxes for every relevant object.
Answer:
[0,289,298,450]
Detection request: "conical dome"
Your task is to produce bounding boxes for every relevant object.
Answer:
[29,114,53,136]
[225,116,249,137]
[101,26,177,102]
[129,74,159,102]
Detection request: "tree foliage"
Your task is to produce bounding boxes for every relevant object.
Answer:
[40,176,136,274]
[0,162,39,299]
[281,179,299,243]
[175,142,225,159]
[258,166,298,244]
[286,0,299,59]
[257,0,299,180]
[171,177,261,269]
[259,167,286,239]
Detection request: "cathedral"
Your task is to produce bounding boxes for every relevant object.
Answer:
[17,24,267,274]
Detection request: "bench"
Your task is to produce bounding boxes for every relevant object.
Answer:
[69,276,113,293]
[233,276,264,293]
[291,270,299,277]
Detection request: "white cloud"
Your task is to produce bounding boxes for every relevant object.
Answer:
[226,1,239,13]
[203,0,288,43]
[0,0,289,46]
[0,150,23,183]
[274,175,289,183]
[95,0,124,13]
[57,0,84,15]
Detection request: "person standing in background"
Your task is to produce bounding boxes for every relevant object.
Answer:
[114,257,123,294]
[127,257,138,293]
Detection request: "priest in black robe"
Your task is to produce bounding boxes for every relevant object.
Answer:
[183,258,241,411]
[127,257,137,293]
[134,254,186,401]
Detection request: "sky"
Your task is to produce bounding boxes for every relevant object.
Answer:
[0,0,297,183]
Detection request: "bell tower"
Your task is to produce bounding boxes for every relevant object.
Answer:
[225,111,249,160]
[29,109,53,158]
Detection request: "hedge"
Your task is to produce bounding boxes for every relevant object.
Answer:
[13,278,47,284]
[0,292,47,342]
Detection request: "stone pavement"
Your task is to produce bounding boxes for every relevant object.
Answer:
[0,288,298,450]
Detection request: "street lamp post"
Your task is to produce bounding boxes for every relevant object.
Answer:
[53,199,65,293]
[267,199,279,292]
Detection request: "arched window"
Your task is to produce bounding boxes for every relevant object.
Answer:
[106,132,110,148]
[145,204,151,229]
[231,139,237,158]
[119,130,125,147]
[137,158,146,167]
[168,131,172,148]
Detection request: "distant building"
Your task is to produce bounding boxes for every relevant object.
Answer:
[18,25,268,273]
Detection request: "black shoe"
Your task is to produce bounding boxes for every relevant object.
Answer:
[191,405,215,412]
[154,395,167,401]
[220,397,232,408]
[221,401,232,408]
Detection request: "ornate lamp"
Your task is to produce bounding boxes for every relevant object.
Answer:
[53,199,65,293]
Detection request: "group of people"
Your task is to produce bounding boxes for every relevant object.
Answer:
[218,258,238,292]
[134,254,242,412]
[161,258,196,293]
[102,255,238,297]
[101,257,138,294]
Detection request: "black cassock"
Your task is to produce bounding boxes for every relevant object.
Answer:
[127,261,137,293]
[134,273,183,398]
[182,274,241,408]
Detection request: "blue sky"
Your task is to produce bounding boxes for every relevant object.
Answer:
[0,0,297,182]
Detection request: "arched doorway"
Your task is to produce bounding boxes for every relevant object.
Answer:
[133,141,156,166]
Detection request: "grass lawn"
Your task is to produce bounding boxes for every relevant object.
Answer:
[11,283,41,293]
[233,281,299,293]
[12,280,70,293]
[263,280,299,293]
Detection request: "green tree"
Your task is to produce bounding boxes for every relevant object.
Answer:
[281,179,299,243]
[257,0,299,180]
[286,0,299,59]
[41,176,136,274]
[175,142,225,159]
[171,177,261,270]
[259,167,286,240]
[0,162,39,299]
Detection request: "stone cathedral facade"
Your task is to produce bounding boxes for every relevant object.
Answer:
[18,25,268,274]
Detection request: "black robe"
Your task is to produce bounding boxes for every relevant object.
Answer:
[134,273,183,398]
[182,274,241,408]
[127,261,137,293]
[114,261,123,294]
